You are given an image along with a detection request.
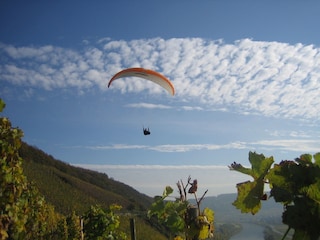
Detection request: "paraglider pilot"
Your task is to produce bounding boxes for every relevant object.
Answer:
[143,127,150,135]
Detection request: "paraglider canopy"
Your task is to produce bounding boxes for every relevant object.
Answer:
[108,68,175,96]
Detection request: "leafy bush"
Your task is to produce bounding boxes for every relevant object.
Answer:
[83,204,127,240]
[230,151,320,240]
[148,177,214,240]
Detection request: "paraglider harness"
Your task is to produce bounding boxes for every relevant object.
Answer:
[143,127,150,135]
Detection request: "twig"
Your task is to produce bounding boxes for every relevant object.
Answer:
[198,190,208,205]
[177,181,184,201]
[193,192,200,214]
[182,178,189,201]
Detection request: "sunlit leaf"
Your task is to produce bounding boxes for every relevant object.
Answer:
[248,151,274,180]
[163,186,173,197]
[304,181,320,204]
[233,151,320,239]
[313,152,320,167]
[232,180,263,214]
[198,223,209,239]
[197,210,214,239]
[229,162,252,176]
[230,152,273,214]
[230,152,273,180]
[203,207,214,223]
[0,98,5,112]
[296,153,312,165]
[173,236,183,240]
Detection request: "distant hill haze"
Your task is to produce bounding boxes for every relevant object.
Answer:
[193,193,283,225]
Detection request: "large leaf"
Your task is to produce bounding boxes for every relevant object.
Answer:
[267,161,295,203]
[203,207,214,223]
[232,180,264,214]
[230,151,274,180]
[230,152,274,214]
[198,207,215,239]
[249,151,274,180]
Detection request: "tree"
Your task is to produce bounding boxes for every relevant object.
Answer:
[230,151,320,240]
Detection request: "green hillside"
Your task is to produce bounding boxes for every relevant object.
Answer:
[18,142,168,239]
[19,142,152,215]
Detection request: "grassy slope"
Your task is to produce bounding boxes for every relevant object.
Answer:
[19,142,167,239]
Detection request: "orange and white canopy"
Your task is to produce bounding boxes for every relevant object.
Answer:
[108,68,175,96]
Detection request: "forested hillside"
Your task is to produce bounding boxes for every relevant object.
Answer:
[15,141,169,239]
[19,142,152,215]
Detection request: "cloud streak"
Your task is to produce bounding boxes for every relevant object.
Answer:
[1,38,320,121]
[125,102,172,109]
[82,139,320,153]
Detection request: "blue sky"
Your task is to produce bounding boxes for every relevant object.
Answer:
[1,1,320,196]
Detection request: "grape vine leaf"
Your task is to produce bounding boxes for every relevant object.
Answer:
[266,161,295,203]
[0,98,5,112]
[163,186,174,198]
[230,151,274,214]
[267,155,320,204]
[313,152,320,167]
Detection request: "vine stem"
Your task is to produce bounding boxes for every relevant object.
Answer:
[281,227,291,240]
[194,190,208,214]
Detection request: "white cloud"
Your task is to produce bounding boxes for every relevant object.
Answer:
[251,139,320,153]
[1,38,320,121]
[181,106,203,111]
[80,139,320,153]
[266,130,313,138]
[125,102,172,109]
[86,144,147,150]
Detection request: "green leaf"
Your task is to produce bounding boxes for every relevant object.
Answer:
[166,212,184,232]
[304,180,320,204]
[163,186,173,197]
[198,227,208,239]
[230,152,274,214]
[296,153,312,165]
[313,152,320,167]
[0,99,5,112]
[229,163,253,176]
[230,152,274,180]
[232,180,264,214]
[267,162,295,203]
[249,151,274,180]
[203,207,214,223]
